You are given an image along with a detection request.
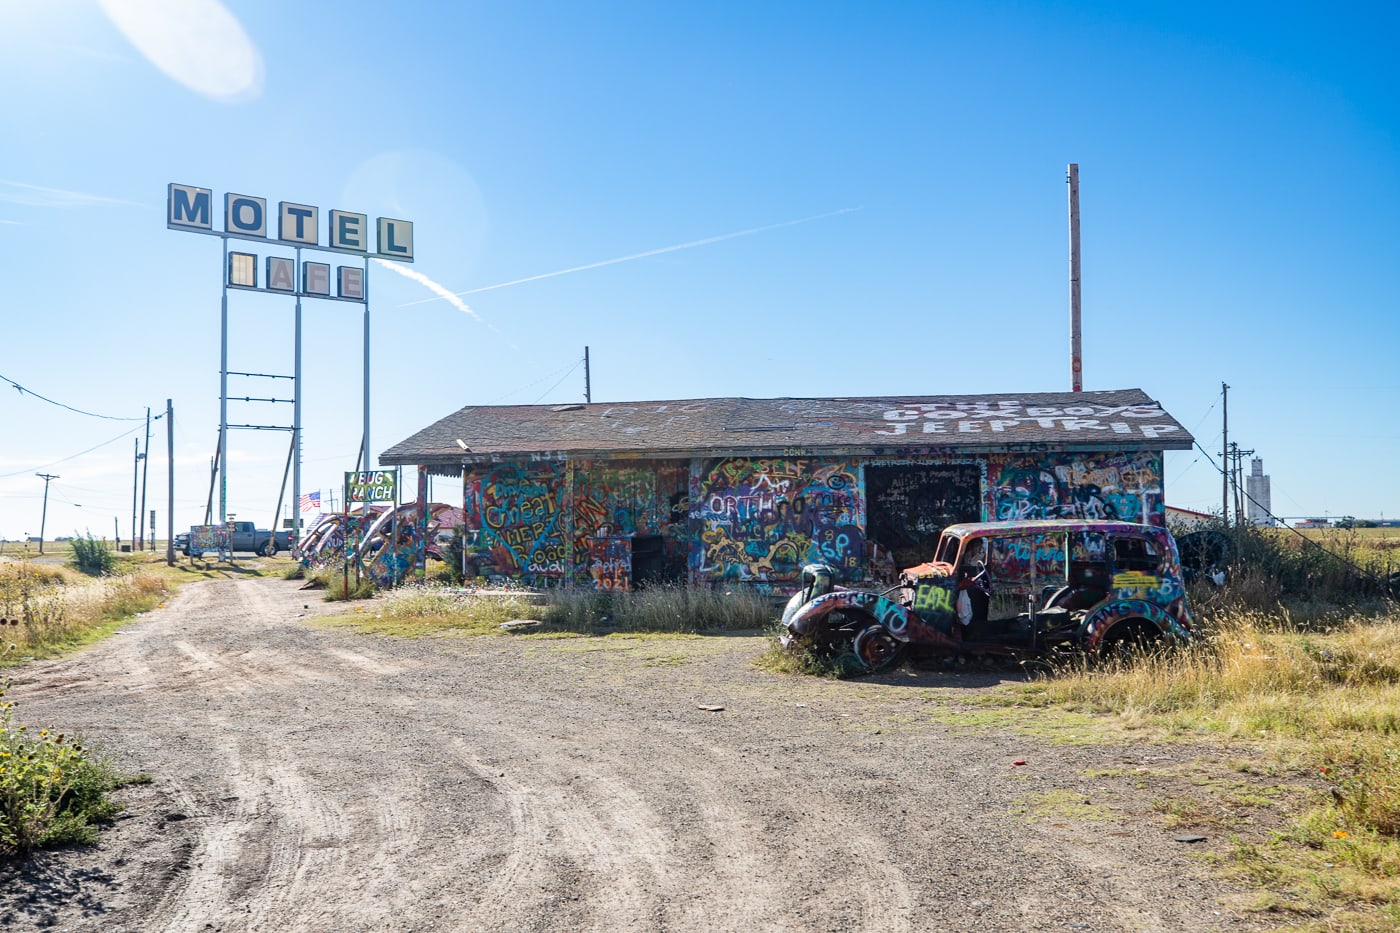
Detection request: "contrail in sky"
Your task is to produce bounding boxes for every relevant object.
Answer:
[0,180,146,209]
[398,206,861,308]
[372,258,482,320]
[371,259,517,346]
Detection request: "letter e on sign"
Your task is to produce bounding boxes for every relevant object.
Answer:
[338,266,364,300]
[376,217,413,262]
[329,210,367,252]
[168,184,212,230]
[303,261,330,296]
[225,193,266,237]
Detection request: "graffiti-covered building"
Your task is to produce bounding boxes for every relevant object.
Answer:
[380,389,1193,590]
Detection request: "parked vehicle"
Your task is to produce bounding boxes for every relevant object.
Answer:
[174,532,190,555]
[781,520,1194,675]
[187,521,290,556]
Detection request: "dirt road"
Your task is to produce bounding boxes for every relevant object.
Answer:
[1,576,1270,931]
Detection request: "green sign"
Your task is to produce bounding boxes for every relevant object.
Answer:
[345,470,396,503]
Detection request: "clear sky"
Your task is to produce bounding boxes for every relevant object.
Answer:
[2,0,1397,542]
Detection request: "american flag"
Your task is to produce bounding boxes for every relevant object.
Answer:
[298,490,321,512]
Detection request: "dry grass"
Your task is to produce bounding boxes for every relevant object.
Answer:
[0,560,167,663]
[325,582,777,638]
[1003,607,1400,924]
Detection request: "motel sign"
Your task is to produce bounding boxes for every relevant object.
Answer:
[167,181,415,529]
[167,184,413,299]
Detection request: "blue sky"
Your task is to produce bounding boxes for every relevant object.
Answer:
[2,0,1397,541]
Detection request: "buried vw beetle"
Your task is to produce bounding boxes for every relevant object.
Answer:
[780,520,1195,675]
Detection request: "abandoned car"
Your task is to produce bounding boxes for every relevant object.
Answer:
[780,520,1195,674]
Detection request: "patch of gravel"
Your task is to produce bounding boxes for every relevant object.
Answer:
[0,577,1283,931]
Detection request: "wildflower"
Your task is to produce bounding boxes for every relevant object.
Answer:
[1333,830,1349,839]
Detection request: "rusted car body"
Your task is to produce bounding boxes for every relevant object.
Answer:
[780,520,1194,674]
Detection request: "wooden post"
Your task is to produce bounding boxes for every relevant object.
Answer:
[1221,382,1230,523]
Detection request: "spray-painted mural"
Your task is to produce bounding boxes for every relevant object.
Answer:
[461,462,568,583]
[690,458,865,584]
[406,450,1171,591]
[363,504,466,587]
[296,504,465,584]
[295,509,386,570]
[986,452,1164,525]
[589,536,632,590]
[571,461,687,585]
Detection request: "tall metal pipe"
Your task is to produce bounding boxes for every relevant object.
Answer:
[1068,163,1082,392]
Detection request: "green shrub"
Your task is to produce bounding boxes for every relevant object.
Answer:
[69,533,116,576]
[0,679,124,857]
[320,570,377,601]
[1184,517,1396,616]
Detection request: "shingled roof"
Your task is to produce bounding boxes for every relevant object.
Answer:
[382,388,1193,472]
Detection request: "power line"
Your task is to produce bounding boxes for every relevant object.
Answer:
[0,423,145,478]
[1192,440,1393,589]
[534,359,585,403]
[0,369,146,421]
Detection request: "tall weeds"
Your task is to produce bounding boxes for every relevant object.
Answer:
[0,562,165,659]
[537,585,775,634]
[1187,518,1396,612]
[1025,609,1400,843]
[356,582,775,636]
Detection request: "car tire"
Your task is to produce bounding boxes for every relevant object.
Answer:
[853,624,905,673]
[1099,620,1161,666]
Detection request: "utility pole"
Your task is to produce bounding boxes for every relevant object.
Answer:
[584,346,591,404]
[1221,382,1230,524]
[139,406,151,550]
[1067,163,1082,392]
[35,473,58,555]
[131,438,142,551]
[166,398,175,565]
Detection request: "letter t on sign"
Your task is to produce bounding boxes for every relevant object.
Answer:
[279,202,319,245]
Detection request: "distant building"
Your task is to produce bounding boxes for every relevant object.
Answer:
[1246,458,1274,526]
[1166,505,1213,533]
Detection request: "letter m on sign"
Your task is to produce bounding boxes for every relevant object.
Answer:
[168,183,212,231]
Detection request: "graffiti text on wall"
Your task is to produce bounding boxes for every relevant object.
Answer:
[875,401,1180,439]
[464,463,567,579]
[692,458,865,583]
[589,536,632,590]
[988,452,1164,525]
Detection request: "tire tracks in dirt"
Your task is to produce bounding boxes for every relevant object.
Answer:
[2,576,1273,932]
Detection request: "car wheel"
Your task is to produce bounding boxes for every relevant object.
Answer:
[852,624,905,673]
[805,609,863,657]
[1099,620,1161,666]
[260,541,276,557]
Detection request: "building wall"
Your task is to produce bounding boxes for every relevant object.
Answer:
[986,451,1164,525]
[456,449,1166,589]
[689,457,865,584]
[460,458,689,586]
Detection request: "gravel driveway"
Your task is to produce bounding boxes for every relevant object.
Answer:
[0,576,1274,931]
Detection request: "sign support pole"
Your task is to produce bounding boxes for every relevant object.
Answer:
[219,238,229,523]
[362,256,371,484]
[293,246,303,545]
